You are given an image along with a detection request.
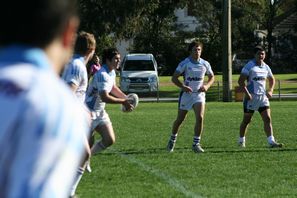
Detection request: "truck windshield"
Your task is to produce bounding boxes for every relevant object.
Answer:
[123,60,155,71]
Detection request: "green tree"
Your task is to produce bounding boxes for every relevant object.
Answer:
[77,0,296,74]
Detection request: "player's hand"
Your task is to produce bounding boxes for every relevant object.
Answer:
[199,85,209,92]
[266,90,273,98]
[123,100,134,112]
[181,85,192,93]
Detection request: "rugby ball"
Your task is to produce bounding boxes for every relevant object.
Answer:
[121,93,139,112]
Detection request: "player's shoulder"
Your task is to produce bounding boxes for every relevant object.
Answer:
[262,62,271,70]
[176,57,191,70]
[199,58,211,66]
[243,59,256,69]
[179,57,191,65]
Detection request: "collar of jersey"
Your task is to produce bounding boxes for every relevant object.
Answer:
[252,59,264,67]
[189,57,201,64]
[0,45,51,70]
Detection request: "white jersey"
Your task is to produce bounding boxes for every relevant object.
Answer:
[85,64,116,111]
[0,46,90,198]
[241,59,273,95]
[175,57,214,92]
[62,55,88,103]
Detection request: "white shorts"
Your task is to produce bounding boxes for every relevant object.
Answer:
[244,94,270,111]
[90,110,112,131]
[179,91,205,110]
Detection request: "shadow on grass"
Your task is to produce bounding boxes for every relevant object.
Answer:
[97,146,297,156]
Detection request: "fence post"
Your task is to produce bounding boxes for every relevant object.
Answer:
[278,79,281,101]
[157,82,160,103]
[218,81,220,101]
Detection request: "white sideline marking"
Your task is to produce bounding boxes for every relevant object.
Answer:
[118,153,204,198]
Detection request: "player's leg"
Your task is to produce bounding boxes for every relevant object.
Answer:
[167,109,188,152]
[69,136,91,197]
[239,112,253,147]
[85,129,95,173]
[238,98,254,147]
[192,102,205,153]
[91,123,115,155]
[259,107,283,148]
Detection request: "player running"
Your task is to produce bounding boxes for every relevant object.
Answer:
[167,40,215,153]
[85,48,133,155]
[237,46,283,148]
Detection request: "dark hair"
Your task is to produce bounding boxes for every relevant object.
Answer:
[254,45,265,54]
[188,40,203,52]
[74,31,96,55]
[102,48,120,64]
[0,0,78,48]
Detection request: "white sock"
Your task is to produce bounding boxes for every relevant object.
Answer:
[69,167,84,196]
[193,136,201,146]
[239,137,245,143]
[170,133,178,142]
[267,135,275,144]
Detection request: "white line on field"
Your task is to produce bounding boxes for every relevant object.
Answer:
[118,153,204,198]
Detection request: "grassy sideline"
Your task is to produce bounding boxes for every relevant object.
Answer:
[77,101,297,198]
[157,73,297,99]
[116,73,297,99]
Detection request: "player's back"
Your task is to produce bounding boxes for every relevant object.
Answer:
[0,60,89,197]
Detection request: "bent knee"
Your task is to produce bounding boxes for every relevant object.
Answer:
[103,136,115,147]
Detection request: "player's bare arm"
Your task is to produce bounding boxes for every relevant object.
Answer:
[199,74,215,92]
[266,76,275,98]
[110,85,126,99]
[172,71,192,92]
[110,85,133,111]
[100,90,133,111]
[238,74,252,100]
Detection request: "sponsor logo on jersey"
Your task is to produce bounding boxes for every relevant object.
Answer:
[186,77,202,81]
[252,76,266,81]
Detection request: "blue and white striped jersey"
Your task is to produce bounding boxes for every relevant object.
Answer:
[0,46,90,198]
[62,55,88,103]
[175,57,214,92]
[85,65,116,111]
[241,59,273,95]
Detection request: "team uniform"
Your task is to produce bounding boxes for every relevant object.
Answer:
[175,57,214,110]
[85,64,115,130]
[0,46,90,198]
[62,55,88,103]
[241,59,273,113]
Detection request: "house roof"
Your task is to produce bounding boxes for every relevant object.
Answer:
[274,8,297,34]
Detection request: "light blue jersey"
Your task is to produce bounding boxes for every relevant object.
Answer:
[241,59,273,95]
[85,64,116,111]
[176,57,214,92]
[0,46,90,198]
[62,55,88,103]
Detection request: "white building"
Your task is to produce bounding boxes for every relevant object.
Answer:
[116,7,199,57]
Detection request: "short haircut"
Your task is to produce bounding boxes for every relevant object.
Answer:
[74,31,96,55]
[254,45,265,54]
[188,40,203,52]
[102,48,120,64]
[0,0,78,48]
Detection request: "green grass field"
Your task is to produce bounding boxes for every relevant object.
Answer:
[77,101,297,198]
